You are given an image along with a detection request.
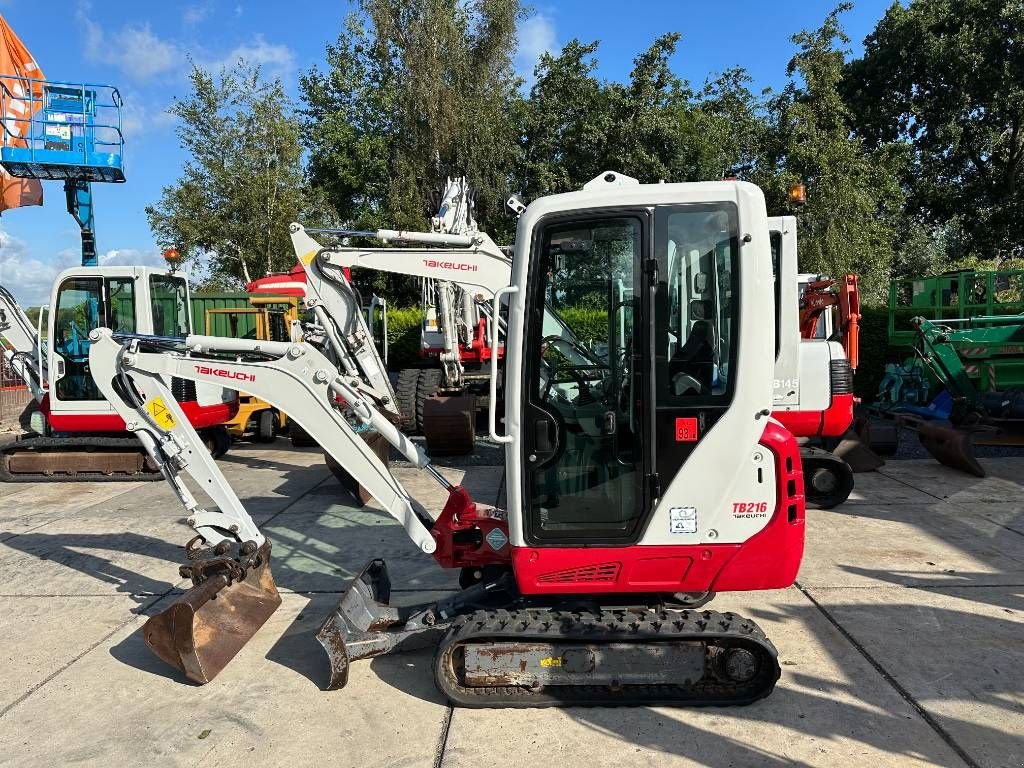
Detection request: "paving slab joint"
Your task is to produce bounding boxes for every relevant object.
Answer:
[432,706,454,768]
[795,582,980,768]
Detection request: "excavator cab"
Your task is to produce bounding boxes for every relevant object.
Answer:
[46,267,189,423]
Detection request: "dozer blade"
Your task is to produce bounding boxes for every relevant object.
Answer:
[316,558,443,691]
[832,427,885,473]
[143,540,281,684]
[916,420,985,478]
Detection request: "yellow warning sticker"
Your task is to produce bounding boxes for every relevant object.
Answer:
[300,248,317,265]
[145,396,177,429]
[539,656,563,668]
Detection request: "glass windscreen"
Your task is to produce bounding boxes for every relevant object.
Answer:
[149,275,189,337]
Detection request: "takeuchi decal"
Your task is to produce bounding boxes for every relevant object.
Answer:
[194,364,255,383]
[423,259,478,272]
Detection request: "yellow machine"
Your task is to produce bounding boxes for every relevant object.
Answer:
[204,296,299,442]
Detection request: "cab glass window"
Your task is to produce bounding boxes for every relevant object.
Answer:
[150,275,189,337]
[655,204,739,406]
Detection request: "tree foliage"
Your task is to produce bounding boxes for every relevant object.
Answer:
[301,0,524,233]
[151,0,1023,306]
[845,0,1024,262]
[758,4,909,301]
[146,61,307,288]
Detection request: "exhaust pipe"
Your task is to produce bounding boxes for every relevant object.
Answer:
[143,540,281,684]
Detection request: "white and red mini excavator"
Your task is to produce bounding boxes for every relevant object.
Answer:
[0,265,236,480]
[768,216,863,508]
[87,173,805,707]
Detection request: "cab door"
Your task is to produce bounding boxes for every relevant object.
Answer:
[50,275,137,415]
[521,203,744,547]
[521,213,647,544]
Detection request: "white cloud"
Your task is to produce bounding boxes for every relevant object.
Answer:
[0,227,164,306]
[0,229,78,306]
[98,248,165,269]
[205,34,295,77]
[183,2,212,25]
[77,3,182,82]
[516,14,557,79]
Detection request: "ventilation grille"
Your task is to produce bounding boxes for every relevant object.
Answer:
[830,358,854,395]
[536,563,621,584]
[172,377,197,402]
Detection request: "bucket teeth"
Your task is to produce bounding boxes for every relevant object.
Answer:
[143,540,281,684]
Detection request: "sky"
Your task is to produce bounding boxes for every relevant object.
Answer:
[0,0,896,305]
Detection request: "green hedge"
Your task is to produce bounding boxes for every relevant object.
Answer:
[855,305,890,400]
[557,307,609,345]
[385,307,424,369]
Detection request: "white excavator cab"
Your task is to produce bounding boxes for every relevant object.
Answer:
[0,265,237,479]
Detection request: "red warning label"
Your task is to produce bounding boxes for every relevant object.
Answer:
[675,417,699,442]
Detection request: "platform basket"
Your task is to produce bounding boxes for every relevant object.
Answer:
[0,77,124,183]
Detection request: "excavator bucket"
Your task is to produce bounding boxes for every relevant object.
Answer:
[832,423,885,473]
[422,394,476,455]
[143,541,281,684]
[916,420,985,478]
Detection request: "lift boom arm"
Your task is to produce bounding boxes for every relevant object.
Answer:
[89,328,438,554]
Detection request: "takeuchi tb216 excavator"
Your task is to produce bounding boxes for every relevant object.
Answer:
[87,173,805,707]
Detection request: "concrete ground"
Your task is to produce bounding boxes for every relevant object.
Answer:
[0,442,1021,768]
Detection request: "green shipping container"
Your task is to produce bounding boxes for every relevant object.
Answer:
[190,293,257,338]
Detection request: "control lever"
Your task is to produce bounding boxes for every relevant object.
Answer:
[602,410,616,435]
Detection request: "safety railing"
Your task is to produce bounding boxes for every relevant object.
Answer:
[889,270,1024,346]
[0,76,124,181]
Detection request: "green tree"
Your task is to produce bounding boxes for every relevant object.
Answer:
[845,0,1024,262]
[685,67,769,181]
[521,36,768,196]
[146,61,307,288]
[519,40,612,197]
[760,4,909,302]
[301,0,524,232]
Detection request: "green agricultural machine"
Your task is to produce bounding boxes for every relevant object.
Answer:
[880,269,1024,476]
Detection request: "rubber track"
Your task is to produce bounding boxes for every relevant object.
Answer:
[415,369,442,433]
[434,606,780,708]
[396,369,420,434]
[0,436,162,483]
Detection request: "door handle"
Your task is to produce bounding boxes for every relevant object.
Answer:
[535,418,554,452]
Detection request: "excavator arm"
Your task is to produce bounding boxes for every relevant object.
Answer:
[89,328,437,554]
[88,323,501,684]
[800,274,861,371]
[0,284,46,401]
